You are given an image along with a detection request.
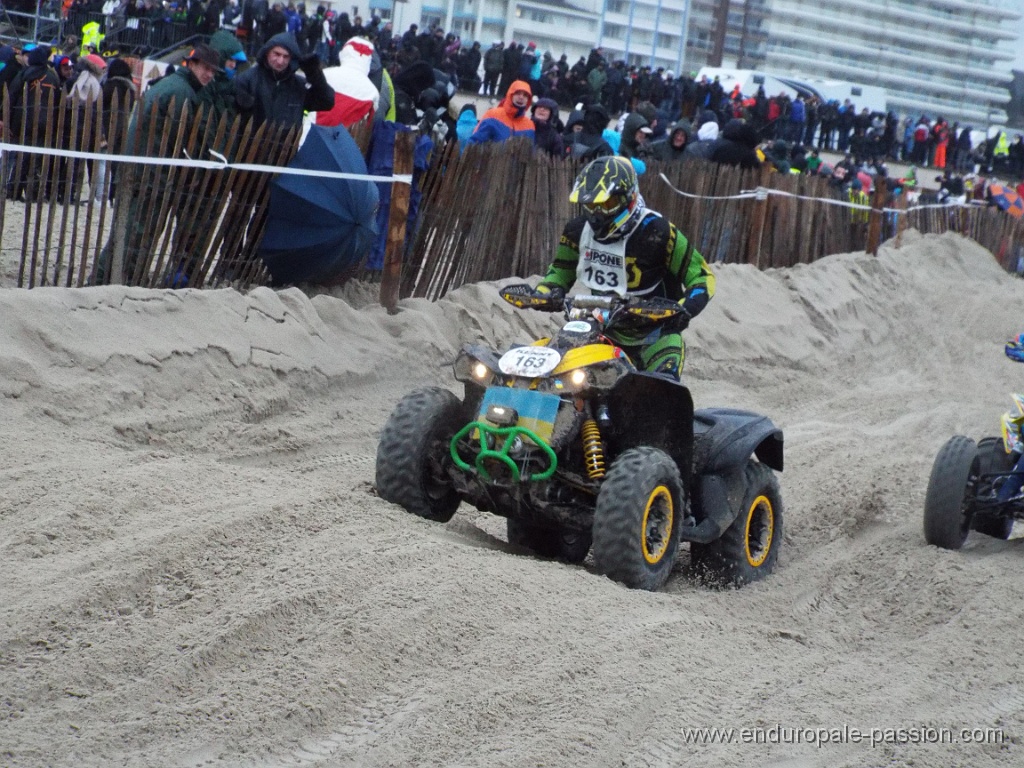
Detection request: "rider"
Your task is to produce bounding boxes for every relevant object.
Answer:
[527,155,715,378]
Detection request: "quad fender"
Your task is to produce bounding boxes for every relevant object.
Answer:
[693,407,784,475]
[606,372,694,485]
[679,407,785,544]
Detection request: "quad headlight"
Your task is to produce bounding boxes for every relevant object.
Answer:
[454,351,499,385]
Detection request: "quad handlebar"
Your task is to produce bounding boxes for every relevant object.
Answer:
[500,285,690,329]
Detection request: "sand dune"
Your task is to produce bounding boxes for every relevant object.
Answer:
[2,230,1023,767]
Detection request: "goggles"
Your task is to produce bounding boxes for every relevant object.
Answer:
[582,197,624,214]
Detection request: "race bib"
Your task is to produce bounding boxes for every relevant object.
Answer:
[578,224,629,296]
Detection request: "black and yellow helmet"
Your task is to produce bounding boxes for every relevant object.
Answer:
[569,156,640,240]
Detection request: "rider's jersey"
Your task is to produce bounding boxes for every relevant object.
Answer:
[541,212,715,344]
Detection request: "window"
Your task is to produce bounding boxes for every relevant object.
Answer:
[516,5,550,23]
[604,23,625,39]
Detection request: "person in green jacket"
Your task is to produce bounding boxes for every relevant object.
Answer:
[95,45,222,285]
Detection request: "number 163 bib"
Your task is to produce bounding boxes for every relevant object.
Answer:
[578,223,629,296]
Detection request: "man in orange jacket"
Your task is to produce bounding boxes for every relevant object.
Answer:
[465,79,535,145]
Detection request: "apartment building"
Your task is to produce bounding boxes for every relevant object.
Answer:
[368,0,1019,123]
[753,0,1018,125]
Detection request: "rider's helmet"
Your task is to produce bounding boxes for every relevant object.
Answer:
[1006,332,1024,363]
[569,156,642,240]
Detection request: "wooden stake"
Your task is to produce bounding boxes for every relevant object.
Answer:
[380,130,415,313]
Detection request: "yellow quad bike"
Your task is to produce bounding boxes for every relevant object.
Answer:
[375,289,785,591]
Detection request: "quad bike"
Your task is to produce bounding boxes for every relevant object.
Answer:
[375,288,785,591]
[924,393,1024,549]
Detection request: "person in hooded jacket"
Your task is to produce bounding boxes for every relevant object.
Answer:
[684,120,719,161]
[531,97,563,158]
[564,102,614,160]
[710,119,761,169]
[652,120,691,162]
[466,79,534,145]
[562,106,584,141]
[234,31,334,127]
[455,102,477,144]
[201,29,247,120]
[313,36,379,127]
[619,111,655,160]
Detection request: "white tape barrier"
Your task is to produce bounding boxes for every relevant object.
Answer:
[0,143,413,184]
[658,172,981,216]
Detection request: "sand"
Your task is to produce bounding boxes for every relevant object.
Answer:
[2,228,1023,767]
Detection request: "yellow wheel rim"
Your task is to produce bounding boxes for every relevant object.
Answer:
[641,485,674,564]
[745,495,774,568]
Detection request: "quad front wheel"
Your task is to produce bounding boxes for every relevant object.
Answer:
[970,436,1015,540]
[923,435,978,550]
[592,447,684,591]
[506,518,592,563]
[691,461,783,586]
[376,387,465,522]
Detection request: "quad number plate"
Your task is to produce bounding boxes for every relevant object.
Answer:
[498,346,561,377]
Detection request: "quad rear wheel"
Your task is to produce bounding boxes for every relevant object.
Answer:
[592,447,683,591]
[506,518,592,563]
[691,461,783,586]
[923,435,978,550]
[376,387,465,522]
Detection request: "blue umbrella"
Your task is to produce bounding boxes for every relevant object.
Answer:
[260,125,380,285]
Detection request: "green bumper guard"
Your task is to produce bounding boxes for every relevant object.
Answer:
[450,421,558,482]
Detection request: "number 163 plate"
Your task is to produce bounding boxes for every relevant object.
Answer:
[498,346,561,377]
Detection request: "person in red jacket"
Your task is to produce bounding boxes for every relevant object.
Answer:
[314,36,379,128]
[466,79,535,145]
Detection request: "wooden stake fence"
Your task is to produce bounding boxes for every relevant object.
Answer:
[401,144,1024,300]
[1,86,299,289]
[3,94,1023,297]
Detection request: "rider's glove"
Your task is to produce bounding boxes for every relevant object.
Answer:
[663,301,691,334]
[639,297,691,334]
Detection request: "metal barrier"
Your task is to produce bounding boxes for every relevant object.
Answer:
[0,7,64,47]
[0,7,195,57]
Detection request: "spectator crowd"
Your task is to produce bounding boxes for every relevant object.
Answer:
[3,6,1024,230]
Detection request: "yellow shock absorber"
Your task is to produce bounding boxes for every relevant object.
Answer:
[581,418,606,480]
